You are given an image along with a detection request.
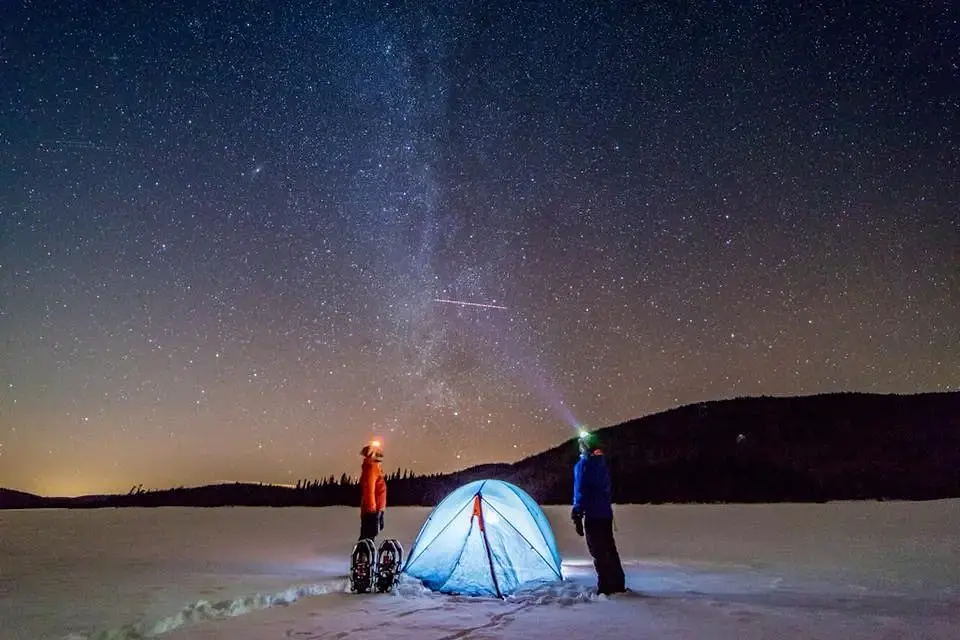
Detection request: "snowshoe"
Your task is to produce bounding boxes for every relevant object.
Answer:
[350,538,376,593]
[375,538,403,593]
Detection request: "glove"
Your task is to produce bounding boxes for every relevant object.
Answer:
[571,507,584,537]
[378,511,384,531]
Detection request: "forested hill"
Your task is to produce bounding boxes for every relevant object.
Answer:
[495,390,960,504]
[3,391,957,509]
[0,488,46,509]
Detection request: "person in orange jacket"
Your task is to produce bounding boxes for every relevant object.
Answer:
[358,439,387,541]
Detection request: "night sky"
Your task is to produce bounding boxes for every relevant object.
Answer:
[2,2,957,497]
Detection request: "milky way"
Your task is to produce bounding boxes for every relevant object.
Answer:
[1,2,957,496]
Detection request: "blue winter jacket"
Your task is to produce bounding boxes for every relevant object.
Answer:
[573,452,614,519]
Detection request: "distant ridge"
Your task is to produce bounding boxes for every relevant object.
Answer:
[3,391,958,509]
[0,488,47,509]
[493,390,960,505]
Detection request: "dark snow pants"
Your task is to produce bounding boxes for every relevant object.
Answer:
[358,513,380,541]
[584,517,626,594]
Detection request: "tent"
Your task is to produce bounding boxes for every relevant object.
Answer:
[402,479,563,597]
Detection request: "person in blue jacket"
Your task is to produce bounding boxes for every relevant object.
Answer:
[572,430,626,595]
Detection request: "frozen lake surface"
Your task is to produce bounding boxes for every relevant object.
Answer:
[1,501,957,639]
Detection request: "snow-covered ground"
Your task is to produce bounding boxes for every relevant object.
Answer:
[1,501,957,640]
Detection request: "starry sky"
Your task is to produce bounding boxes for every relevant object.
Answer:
[1,2,957,497]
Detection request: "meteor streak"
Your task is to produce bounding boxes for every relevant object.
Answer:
[434,298,508,310]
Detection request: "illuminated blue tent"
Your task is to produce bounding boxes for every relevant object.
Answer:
[402,479,563,597]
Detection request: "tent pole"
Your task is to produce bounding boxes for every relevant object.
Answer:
[474,493,503,599]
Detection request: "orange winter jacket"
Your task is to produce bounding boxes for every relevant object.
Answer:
[360,457,387,514]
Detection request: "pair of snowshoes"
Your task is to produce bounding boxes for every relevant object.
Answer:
[350,538,403,593]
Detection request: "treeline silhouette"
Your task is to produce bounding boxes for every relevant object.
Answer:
[3,391,958,510]
[106,467,442,508]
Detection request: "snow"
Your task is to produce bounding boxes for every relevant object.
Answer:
[1,501,957,640]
